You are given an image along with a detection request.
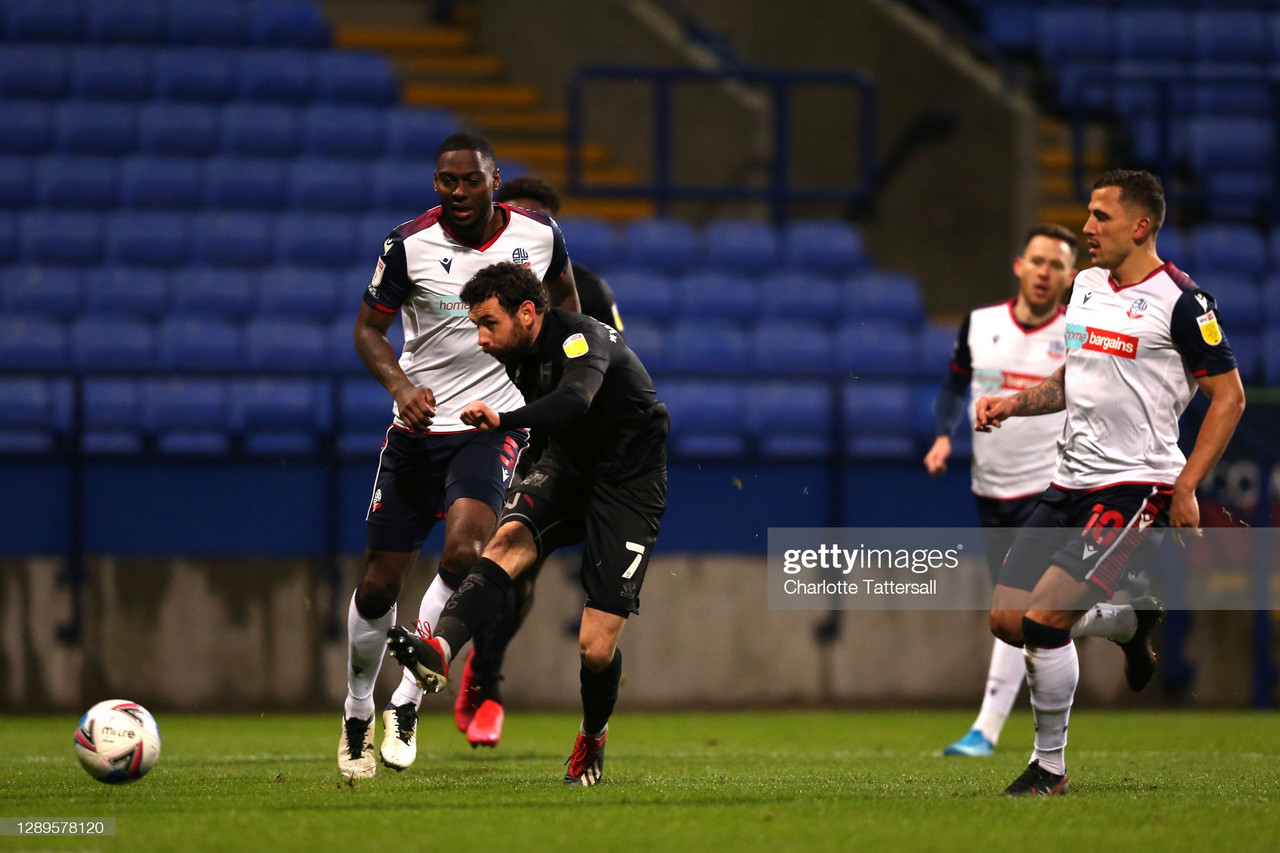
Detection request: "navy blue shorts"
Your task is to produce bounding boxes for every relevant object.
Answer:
[998,483,1172,597]
[975,493,1040,585]
[365,426,528,553]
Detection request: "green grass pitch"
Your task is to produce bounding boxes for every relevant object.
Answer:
[2,709,1278,852]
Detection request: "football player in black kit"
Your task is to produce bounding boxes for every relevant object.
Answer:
[451,177,626,748]
[387,261,667,786]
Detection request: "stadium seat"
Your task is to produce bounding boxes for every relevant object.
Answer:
[105,212,191,266]
[1188,117,1273,174]
[1158,225,1188,268]
[137,103,220,156]
[1189,225,1269,277]
[767,271,841,324]
[169,268,258,319]
[744,381,833,458]
[385,108,462,161]
[5,0,86,41]
[249,0,331,48]
[204,157,289,210]
[35,156,120,210]
[676,271,758,321]
[68,317,155,368]
[748,321,833,374]
[19,211,103,265]
[1192,11,1269,65]
[1036,9,1113,65]
[0,212,17,264]
[1115,11,1190,63]
[143,379,233,455]
[0,46,71,100]
[315,52,398,105]
[119,157,204,210]
[1196,276,1265,334]
[845,270,927,325]
[835,323,918,377]
[154,48,237,103]
[286,159,374,212]
[70,47,154,102]
[220,104,303,157]
[0,378,68,455]
[86,0,169,43]
[0,317,68,369]
[157,318,246,369]
[191,212,275,268]
[0,102,55,154]
[237,50,317,104]
[369,160,438,216]
[1263,330,1280,386]
[82,378,145,455]
[244,320,329,368]
[661,380,747,458]
[665,320,750,373]
[328,313,402,372]
[2,265,83,317]
[338,377,394,454]
[258,267,345,320]
[301,105,388,159]
[82,267,170,320]
[53,102,138,155]
[235,378,330,456]
[616,320,666,373]
[168,0,251,45]
[916,321,962,379]
[622,219,702,271]
[356,213,400,258]
[601,270,676,321]
[0,156,34,209]
[782,220,869,274]
[556,217,618,270]
[704,219,780,273]
[843,381,916,459]
[275,212,362,266]
[1228,332,1259,383]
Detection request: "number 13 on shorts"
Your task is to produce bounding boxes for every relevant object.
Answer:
[622,541,646,579]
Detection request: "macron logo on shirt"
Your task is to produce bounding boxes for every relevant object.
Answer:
[1065,323,1138,359]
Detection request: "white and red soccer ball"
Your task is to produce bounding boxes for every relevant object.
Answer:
[73,700,161,784]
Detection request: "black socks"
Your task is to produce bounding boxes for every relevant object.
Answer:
[581,648,622,736]
[434,557,512,662]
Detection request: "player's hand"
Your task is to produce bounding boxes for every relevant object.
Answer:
[973,395,1013,432]
[923,436,951,476]
[393,385,436,432]
[1169,484,1202,547]
[460,400,500,432]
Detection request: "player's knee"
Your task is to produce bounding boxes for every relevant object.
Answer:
[440,537,484,576]
[358,555,409,616]
[579,640,616,673]
[989,609,1024,646]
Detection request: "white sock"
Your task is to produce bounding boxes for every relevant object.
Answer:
[971,638,1025,744]
[1025,640,1078,776]
[388,574,456,708]
[344,592,395,721]
[1071,603,1138,642]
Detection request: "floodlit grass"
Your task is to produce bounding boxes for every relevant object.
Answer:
[2,710,1278,852]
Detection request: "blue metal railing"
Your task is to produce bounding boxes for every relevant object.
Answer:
[566,66,879,224]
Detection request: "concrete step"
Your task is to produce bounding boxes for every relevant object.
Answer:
[403,81,542,109]
[559,196,656,222]
[395,53,504,78]
[334,25,470,53]
[495,139,609,167]
[538,163,647,187]
[1039,145,1104,170]
[465,109,568,136]
[1038,203,1087,228]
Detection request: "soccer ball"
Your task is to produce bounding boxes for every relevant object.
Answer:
[73,700,161,784]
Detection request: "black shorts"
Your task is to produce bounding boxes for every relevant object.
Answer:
[365,426,528,553]
[998,483,1172,597]
[500,451,667,617]
[975,493,1041,585]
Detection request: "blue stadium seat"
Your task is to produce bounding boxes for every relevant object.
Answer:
[385,108,461,161]
[119,157,204,209]
[70,46,154,101]
[170,268,258,319]
[287,159,374,212]
[191,212,275,267]
[704,219,780,273]
[767,271,841,324]
[0,156,33,209]
[676,271,758,321]
[1189,225,1269,277]
[144,379,233,455]
[916,321,962,379]
[158,318,246,369]
[315,52,398,105]
[244,319,329,369]
[1188,69,1271,118]
[220,104,302,157]
[0,46,71,99]
[82,267,170,319]
[19,211,103,265]
[661,380,747,458]
[1158,225,1188,268]
[369,159,436,216]
[843,381,916,459]
[137,103,220,156]
[782,219,869,274]
[168,0,251,45]
[744,381,833,458]
[556,217,618,270]
[1263,276,1280,330]
[330,315,387,373]
[602,270,676,321]
[0,378,68,454]
[0,317,68,368]
[237,49,317,104]
[0,212,17,264]
[1189,117,1273,173]
[235,378,330,456]
[845,270,926,324]
[5,0,86,41]
[275,212,361,266]
[82,378,145,455]
[86,0,169,43]
[258,267,344,320]
[665,320,750,374]
[748,321,833,374]
[1115,11,1190,62]
[68,317,154,368]
[1195,276,1265,334]
[909,381,943,442]
[835,323,917,377]
[155,48,237,103]
[356,213,400,258]
[104,211,192,266]
[53,102,138,155]
[1037,9,1113,64]
[0,102,54,154]
[249,0,331,48]
[1,265,82,317]
[35,156,120,209]
[622,219,701,271]
[204,157,289,210]
[615,320,665,373]
[338,378,393,454]
[1263,330,1280,386]
[1228,332,1259,383]
[301,105,388,159]
[1192,11,1270,64]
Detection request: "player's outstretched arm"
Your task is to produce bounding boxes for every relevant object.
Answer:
[354,302,436,431]
[1170,369,1246,542]
[975,366,1066,432]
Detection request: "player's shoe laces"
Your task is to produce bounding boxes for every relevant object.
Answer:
[379,703,418,771]
[943,729,994,757]
[467,699,504,748]
[338,715,375,779]
[563,726,607,787]
[454,650,483,733]
[386,626,450,693]
[1117,595,1165,692]
[1002,760,1069,796]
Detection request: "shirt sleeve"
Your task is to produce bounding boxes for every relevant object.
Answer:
[934,313,972,436]
[361,235,411,314]
[543,218,569,282]
[1169,288,1237,378]
[498,331,608,430]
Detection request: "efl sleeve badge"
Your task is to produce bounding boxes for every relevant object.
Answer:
[1196,310,1222,345]
[562,333,589,358]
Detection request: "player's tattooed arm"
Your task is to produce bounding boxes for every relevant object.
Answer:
[1012,365,1066,416]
